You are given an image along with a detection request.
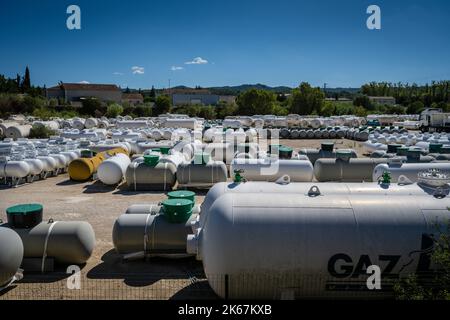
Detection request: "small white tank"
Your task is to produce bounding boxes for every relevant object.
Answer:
[230,158,314,182]
[97,153,131,185]
[373,162,450,183]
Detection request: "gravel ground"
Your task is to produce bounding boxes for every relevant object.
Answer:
[0,139,366,300]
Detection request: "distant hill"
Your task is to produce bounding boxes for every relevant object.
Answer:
[208,84,293,95]
[130,84,360,97]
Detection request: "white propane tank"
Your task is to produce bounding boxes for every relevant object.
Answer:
[373,162,450,183]
[5,125,32,139]
[3,160,30,178]
[97,153,131,185]
[84,118,99,129]
[230,158,314,182]
[188,188,450,299]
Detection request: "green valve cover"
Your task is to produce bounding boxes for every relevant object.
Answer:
[162,199,193,223]
[387,144,402,154]
[6,203,43,229]
[441,146,450,154]
[321,142,334,152]
[278,146,293,159]
[160,147,171,155]
[144,154,159,167]
[81,150,96,158]
[396,147,409,156]
[429,143,443,153]
[336,150,352,161]
[168,190,196,203]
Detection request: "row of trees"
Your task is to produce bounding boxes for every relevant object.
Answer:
[361,81,450,109]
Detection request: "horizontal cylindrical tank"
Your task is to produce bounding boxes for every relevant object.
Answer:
[0,160,30,178]
[314,158,389,182]
[0,227,24,287]
[23,158,44,176]
[189,191,450,299]
[84,118,98,129]
[68,147,128,181]
[199,181,450,228]
[5,125,32,139]
[125,160,177,191]
[163,119,198,130]
[113,213,198,256]
[126,202,201,216]
[230,158,314,182]
[177,161,228,188]
[299,144,357,164]
[6,221,95,265]
[36,156,57,172]
[0,122,19,137]
[97,153,131,185]
[373,162,450,183]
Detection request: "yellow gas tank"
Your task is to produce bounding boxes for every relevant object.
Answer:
[68,147,128,182]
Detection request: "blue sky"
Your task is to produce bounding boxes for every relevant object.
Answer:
[0,0,449,89]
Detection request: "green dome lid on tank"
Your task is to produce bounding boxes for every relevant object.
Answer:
[143,154,160,167]
[387,144,402,154]
[429,143,443,153]
[168,190,196,204]
[151,148,161,153]
[160,146,171,155]
[278,146,293,159]
[162,199,193,223]
[321,142,334,152]
[406,149,421,160]
[440,146,450,154]
[336,150,352,161]
[6,203,43,229]
[396,146,409,156]
[81,150,96,158]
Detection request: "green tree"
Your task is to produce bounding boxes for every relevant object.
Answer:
[199,105,217,120]
[407,101,425,114]
[289,82,325,115]
[22,66,31,93]
[216,102,238,119]
[236,89,276,115]
[394,221,450,300]
[106,103,124,118]
[154,95,171,116]
[353,95,373,110]
[272,104,289,116]
[320,101,335,117]
[134,103,153,117]
[150,86,156,99]
[80,98,102,116]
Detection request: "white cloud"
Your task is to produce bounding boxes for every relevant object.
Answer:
[185,57,208,65]
[131,66,145,74]
[79,80,90,84]
[171,66,184,71]
[113,72,124,75]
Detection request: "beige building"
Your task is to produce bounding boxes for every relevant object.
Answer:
[368,96,396,106]
[47,83,122,104]
[122,93,144,106]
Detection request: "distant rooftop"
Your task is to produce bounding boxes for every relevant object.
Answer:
[48,83,121,92]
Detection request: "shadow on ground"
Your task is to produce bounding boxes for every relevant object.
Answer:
[87,249,209,288]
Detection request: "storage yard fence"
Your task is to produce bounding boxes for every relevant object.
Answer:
[1,272,443,300]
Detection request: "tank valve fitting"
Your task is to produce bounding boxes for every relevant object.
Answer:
[233,169,246,184]
[378,171,391,185]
